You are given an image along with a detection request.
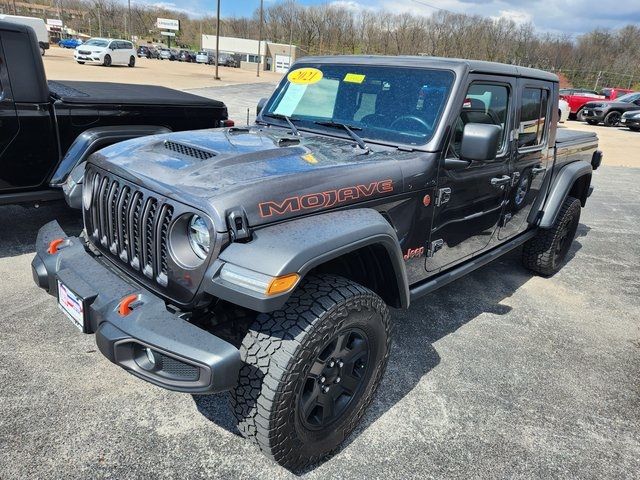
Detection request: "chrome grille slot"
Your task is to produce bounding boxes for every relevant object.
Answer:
[86,168,177,289]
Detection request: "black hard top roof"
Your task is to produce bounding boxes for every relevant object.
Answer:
[295,55,559,83]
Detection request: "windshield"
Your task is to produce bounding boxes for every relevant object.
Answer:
[615,92,640,103]
[84,39,109,47]
[263,64,455,146]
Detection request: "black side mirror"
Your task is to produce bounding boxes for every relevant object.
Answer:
[459,123,502,162]
[257,97,268,116]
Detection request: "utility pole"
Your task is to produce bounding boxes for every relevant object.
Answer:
[214,0,221,80]
[12,0,17,15]
[257,0,263,77]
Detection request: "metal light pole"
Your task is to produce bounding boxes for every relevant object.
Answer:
[214,0,221,80]
[257,0,263,77]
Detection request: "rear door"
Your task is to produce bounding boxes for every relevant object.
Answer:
[426,76,514,272]
[498,80,554,240]
[0,36,20,191]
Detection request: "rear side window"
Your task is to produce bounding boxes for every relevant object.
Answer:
[124,42,133,50]
[518,87,549,148]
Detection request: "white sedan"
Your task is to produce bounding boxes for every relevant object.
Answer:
[558,98,570,123]
[74,38,137,67]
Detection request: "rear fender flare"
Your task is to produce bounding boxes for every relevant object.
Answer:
[204,209,410,313]
[535,160,592,229]
[49,125,171,187]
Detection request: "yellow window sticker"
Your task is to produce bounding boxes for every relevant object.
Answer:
[288,68,323,85]
[344,73,366,84]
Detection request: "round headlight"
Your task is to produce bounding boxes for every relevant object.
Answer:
[82,184,92,210]
[188,215,210,259]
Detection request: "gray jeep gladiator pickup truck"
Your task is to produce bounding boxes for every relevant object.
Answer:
[32,56,601,469]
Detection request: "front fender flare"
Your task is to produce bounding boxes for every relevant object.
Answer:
[49,125,171,187]
[204,209,409,313]
[537,160,592,229]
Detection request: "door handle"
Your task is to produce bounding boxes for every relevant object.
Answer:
[532,166,547,176]
[490,175,511,187]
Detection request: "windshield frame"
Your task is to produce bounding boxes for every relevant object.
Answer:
[259,63,457,151]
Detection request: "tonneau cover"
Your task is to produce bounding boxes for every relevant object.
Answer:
[48,80,224,107]
[555,129,597,144]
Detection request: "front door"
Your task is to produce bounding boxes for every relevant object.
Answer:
[426,77,514,272]
[498,80,554,239]
[0,33,22,192]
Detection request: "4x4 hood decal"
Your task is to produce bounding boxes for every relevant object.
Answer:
[90,127,412,228]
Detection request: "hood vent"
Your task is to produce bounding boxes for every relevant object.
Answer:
[163,140,216,160]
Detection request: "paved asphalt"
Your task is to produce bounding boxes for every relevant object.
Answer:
[0,95,638,477]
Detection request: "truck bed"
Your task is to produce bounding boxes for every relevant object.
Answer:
[48,80,224,107]
[555,128,599,165]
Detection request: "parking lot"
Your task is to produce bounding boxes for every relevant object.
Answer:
[1,68,639,478]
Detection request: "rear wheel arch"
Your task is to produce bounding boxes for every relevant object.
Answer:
[568,172,592,207]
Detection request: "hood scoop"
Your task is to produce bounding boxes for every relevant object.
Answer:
[163,140,216,160]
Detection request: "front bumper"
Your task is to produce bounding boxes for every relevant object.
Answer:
[582,108,605,122]
[620,117,640,129]
[31,221,241,394]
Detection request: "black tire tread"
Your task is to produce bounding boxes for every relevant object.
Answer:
[522,195,581,276]
[230,274,391,470]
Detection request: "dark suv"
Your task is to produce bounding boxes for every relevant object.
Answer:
[32,56,600,470]
[582,91,640,126]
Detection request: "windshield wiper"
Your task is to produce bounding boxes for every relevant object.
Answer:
[314,121,369,153]
[263,113,300,136]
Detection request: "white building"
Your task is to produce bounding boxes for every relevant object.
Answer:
[201,35,300,73]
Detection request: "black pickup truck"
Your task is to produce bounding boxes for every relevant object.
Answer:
[32,56,601,469]
[0,21,231,206]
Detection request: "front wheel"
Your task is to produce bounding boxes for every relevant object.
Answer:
[76,61,85,64]
[103,54,112,67]
[522,196,581,276]
[576,109,588,122]
[587,120,600,125]
[128,56,135,67]
[231,275,391,470]
[603,111,621,127]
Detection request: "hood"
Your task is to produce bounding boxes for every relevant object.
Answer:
[90,127,411,230]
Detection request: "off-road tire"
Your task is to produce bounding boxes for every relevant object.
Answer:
[128,56,135,67]
[103,54,112,67]
[231,274,391,470]
[603,110,621,127]
[522,196,581,276]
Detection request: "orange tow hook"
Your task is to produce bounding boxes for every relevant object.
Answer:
[47,238,65,254]
[118,294,140,317]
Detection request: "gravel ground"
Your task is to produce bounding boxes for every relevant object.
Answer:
[0,164,638,479]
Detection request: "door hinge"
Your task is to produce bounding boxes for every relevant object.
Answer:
[227,209,250,241]
[427,239,444,257]
[435,187,451,206]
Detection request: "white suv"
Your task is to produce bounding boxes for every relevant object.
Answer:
[74,38,137,67]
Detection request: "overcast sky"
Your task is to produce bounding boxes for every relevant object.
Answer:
[140,0,640,36]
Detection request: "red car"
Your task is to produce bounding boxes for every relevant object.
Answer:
[560,87,633,121]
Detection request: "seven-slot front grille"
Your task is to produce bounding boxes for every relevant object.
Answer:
[86,169,173,287]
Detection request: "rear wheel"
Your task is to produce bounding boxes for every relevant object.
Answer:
[128,56,135,67]
[40,46,45,56]
[103,54,112,67]
[76,61,85,64]
[231,274,391,470]
[603,111,622,127]
[629,126,640,132]
[522,196,581,276]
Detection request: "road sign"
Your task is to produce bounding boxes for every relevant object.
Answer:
[161,32,176,37]
[157,18,179,31]
[46,18,63,27]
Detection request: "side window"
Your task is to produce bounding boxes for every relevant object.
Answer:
[108,41,117,50]
[124,42,133,50]
[518,87,549,148]
[448,83,510,158]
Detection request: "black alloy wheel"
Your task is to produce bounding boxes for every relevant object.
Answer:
[298,328,370,430]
